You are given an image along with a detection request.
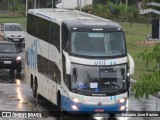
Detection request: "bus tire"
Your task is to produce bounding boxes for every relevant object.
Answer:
[57,92,63,116]
[36,93,43,103]
[109,113,115,118]
[32,80,37,98]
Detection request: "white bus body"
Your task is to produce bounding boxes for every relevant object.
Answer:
[25,8,134,115]
[56,0,92,8]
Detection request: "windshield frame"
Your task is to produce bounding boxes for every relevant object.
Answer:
[71,63,127,96]
[69,30,127,58]
[5,25,24,31]
[0,44,17,53]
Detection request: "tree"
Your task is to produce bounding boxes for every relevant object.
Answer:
[131,44,160,99]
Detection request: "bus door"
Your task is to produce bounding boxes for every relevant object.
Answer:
[49,63,61,104]
[47,57,58,104]
[48,76,57,104]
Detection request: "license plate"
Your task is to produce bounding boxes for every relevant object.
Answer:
[4,61,11,64]
[13,39,19,41]
[95,109,104,112]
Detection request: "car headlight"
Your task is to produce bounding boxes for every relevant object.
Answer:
[16,56,21,61]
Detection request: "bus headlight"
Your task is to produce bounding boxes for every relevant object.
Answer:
[120,98,126,103]
[73,98,79,103]
[117,98,127,103]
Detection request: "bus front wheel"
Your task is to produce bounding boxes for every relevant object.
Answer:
[57,92,63,116]
[36,93,43,103]
[109,113,115,118]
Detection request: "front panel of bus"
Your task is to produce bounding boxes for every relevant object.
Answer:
[61,22,129,114]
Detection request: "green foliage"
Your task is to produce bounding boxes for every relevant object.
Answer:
[138,45,160,67]
[86,2,139,22]
[8,4,25,16]
[131,71,160,99]
[131,45,160,99]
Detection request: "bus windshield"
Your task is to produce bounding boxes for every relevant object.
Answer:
[71,31,126,57]
[71,64,126,95]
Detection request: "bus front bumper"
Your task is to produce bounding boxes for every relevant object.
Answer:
[61,95,127,114]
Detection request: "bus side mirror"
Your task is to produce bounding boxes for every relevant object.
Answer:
[127,53,134,75]
[0,28,3,32]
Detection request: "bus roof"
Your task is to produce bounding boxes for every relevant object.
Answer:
[28,8,123,30]
[28,8,111,21]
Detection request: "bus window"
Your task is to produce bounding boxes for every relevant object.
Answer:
[62,24,69,51]
[71,31,126,57]
[27,14,37,37]
[72,32,89,52]
[50,23,60,52]
[109,32,125,53]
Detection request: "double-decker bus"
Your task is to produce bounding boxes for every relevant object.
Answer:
[25,8,134,116]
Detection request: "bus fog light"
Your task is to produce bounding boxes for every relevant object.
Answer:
[72,105,78,110]
[120,106,125,111]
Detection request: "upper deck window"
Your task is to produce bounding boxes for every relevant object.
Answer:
[71,31,126,57]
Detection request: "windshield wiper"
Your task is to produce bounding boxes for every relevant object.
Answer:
[9,26,15,31]
[110,81,123,91]
[14,26,22,31]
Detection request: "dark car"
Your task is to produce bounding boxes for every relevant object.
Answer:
[0,41,22,73]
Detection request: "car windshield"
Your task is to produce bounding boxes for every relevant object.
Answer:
[5,25,23,31]
[71,64,126,95]
[0,44,17,53]
[71,31,126,57]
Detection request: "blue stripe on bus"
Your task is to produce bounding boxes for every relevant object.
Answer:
[110,96,112,100]
[31,44,33,69]
[27,40,38,70]
[114,96,116,100]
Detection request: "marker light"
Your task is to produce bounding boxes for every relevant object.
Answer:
[16,56,22,61]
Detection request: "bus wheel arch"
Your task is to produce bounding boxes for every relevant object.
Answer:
[57,90,62,112]
[32,76,38,98]
[108,113,115,118]
[30,74,33,89]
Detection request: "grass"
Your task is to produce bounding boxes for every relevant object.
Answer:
[0,17,155,81]
[0,17,27,28]
[119,22,155,80]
